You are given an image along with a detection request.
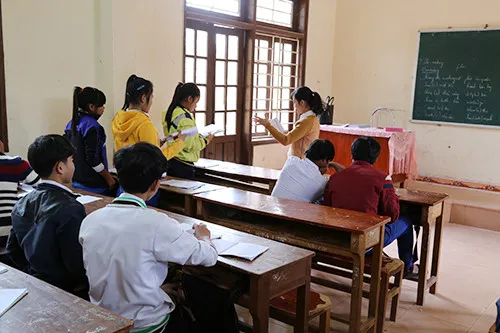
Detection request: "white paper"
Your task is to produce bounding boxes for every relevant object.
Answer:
[161,179,203,190]
[199,124,224,137]
[194,160,219,169]
[270,118,286,133]
[0,264,7,274]
[180,223,222,240]
[0,288,28,317]
[17,184,35,198]
[218,242,269,261]
[76,195,103,205]
[212,238,239,253]
[167,127,199,142]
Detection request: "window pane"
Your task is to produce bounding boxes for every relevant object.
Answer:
[227,87,237,110]
[257,88,267,110]
[272,88,281,109]
[196,30,208,57]
[195,58,207,84]
[216,34,226,59]
[195,112,206,128]
[216,61,226,85]
[214,113,225,136]
[256,0,293,27]
[227,36,239,60]
[187,0,240,17]
[185,29,195,56]
[215,87,225,111]
[197,86,206,111]
[256,7,273,22]
[252,88,257,110]
[226,112,236,135]
[227,61,238,85]
[184,57,195,83]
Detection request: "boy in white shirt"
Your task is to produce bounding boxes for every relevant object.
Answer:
[79,142,218,333]
[272,139,343,203]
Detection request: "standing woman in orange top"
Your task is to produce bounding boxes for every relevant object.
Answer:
[253,86,324,159]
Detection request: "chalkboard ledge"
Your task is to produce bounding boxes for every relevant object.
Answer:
[410,119,500,130]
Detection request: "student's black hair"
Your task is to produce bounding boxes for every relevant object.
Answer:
[28,135,75,178]
[72,86,106,136]
[305,139,335,161]
[114,142,168,194]
[164,82,200,128]
[292,86,324,115]
[122,74,154,110]
[351,137,381,165]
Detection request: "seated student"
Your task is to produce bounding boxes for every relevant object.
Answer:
[79,142,219,333]
[272,139,343,203]
[64,87,116,195]
[324,137,415,274]
[6,135,88,295]
[0,139,40,249]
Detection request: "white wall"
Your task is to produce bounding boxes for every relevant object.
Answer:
[332,0,500,185]
[3,0,97,156]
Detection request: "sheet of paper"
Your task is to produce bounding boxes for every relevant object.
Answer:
[161,179,203,190]
[180,223,222,240]
[76,195,103,205]
[194,160,219,169]
[199,124,224,137]
[0,288,28,317]
[0,264,7,274]
[219,242,269,261]
[212,238,239,254]
[167,127,199,142]
[270,118,286,133]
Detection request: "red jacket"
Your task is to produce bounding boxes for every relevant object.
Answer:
[324,161,400,222]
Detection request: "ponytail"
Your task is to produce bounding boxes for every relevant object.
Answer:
[122,74,153,110]
[165,82,200,128]
[292,86,325,115]
[72,87,83,136]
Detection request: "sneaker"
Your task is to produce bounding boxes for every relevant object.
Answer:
[404,264,420,281]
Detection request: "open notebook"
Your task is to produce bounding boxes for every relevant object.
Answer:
[212,239,268,261]
[161,179,203,190]
[0,288,28,318]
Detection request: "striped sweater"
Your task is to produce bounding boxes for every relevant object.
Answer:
[0,153,40,237]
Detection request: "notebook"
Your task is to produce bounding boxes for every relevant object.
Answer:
[181,223,222,240]
[194,160,219,169]
[0,288,28,318]
[161,179,203,190]
[270,118,286,133]
[76,195,103,205]
[212,238,268,261]
[199,124,224,137]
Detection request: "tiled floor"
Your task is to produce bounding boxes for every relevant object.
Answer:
[236,223,500,332]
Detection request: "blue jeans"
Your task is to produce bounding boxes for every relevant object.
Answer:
[116,186,159,207]
[72,182,110,196]
[496,299,500,332]
[368,215,415,270]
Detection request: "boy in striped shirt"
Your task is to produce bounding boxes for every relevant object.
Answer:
[0,139,40,246]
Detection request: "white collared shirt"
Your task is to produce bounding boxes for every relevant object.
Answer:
[79,192,217,332]
[39,180,74,194]
[298,110,316,121]
[271,156,328,203]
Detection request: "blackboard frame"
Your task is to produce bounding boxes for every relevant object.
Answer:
[410,27,500,129]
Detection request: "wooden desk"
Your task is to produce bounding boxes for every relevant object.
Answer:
[0,264,132,333]
[158,178,225,216]
[82,192,314,333]
[396,188,448,306]
[193,188,391,333]
[194,158,280,194]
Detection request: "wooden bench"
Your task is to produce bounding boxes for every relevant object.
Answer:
[312,254,404,333]
[239,290,331,333]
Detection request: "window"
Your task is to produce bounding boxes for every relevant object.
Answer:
[186,0,240,17]
[256,0,294,27]
[252,35,299,137]
[184,0,309,163]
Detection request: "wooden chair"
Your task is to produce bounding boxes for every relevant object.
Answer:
[239,290,332,333]
[311,254,404,333]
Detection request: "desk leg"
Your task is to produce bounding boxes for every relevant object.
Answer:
[185,197,195,217]
[430,213,443,295]
[250,275,270,333]
[295,257,312,333]
[368,226,384,333]
[350,234,366,333]
[417,209,431,306]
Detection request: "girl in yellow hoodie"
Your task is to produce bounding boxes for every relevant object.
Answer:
[112,74,186,159]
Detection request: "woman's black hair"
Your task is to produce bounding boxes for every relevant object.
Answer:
[122,74,154,110]
[164,82,200,128]
[292,86,324,115]
[72,86,106,136]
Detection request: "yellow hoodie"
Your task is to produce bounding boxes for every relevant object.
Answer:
[111,110,184,160]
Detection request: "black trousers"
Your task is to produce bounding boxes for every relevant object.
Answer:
[168,158,196,180]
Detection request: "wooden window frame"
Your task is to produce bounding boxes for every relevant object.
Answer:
[0,1,7,151]
[185,0,309,164]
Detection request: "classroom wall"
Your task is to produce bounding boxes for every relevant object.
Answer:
[332,0,500,185]
[3,0,97,156]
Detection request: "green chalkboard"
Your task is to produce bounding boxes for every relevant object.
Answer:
[412,29,500,127]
